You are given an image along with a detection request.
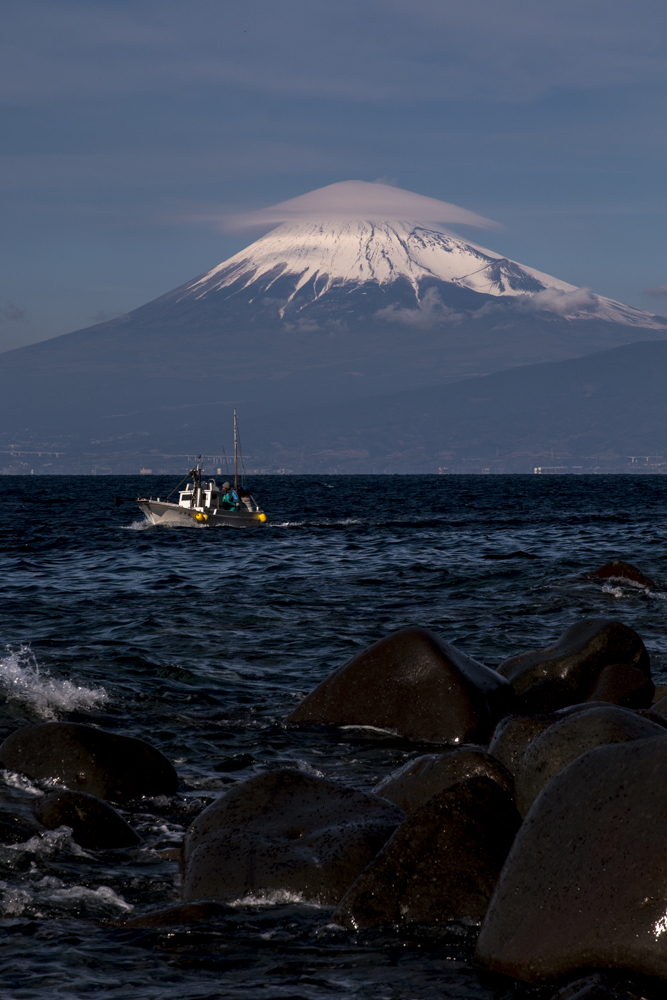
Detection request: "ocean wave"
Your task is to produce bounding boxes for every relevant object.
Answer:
[227,889,324,908]
[0,873,133,918]
[0,646,108,720]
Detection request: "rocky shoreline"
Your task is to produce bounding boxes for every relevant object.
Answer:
[1,559,666,999]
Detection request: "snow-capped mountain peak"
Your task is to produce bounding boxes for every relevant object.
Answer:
[183,218,662,329]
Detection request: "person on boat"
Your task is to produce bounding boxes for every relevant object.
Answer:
[221,482,239,510]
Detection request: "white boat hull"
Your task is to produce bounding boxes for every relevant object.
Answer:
[137,499,266,529]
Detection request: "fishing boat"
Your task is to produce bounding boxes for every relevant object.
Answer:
[136,411,267,528]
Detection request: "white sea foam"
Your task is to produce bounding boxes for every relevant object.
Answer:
[601,584,624,598]
[0,646,108,720]
[0,875,133,917]
[3,826,88,859]
[0,770,44,795]
[228,889,323,908]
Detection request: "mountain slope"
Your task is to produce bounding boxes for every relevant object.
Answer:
[188,219,656,328]
[233,337,667,474]
[1,187,665,472]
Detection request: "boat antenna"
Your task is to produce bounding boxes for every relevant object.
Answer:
[233,410,238,491]
[222,446,229,477]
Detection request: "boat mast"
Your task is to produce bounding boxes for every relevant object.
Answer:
[234,409,238,491]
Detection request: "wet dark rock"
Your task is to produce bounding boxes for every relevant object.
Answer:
[0,788,45,844]
[333,776,521,929]
[33,790,140,849]
[123,899,232,927]
[285,627,514,744]
[587,560,655,589]
[635,708,667,728]
[374,747,512,813]
[0,723,178,803]
[586,663,654,708]
[488,703,609,775]
[514,704,664,816]
[488,715,554,772]
[497,619,650,713]
[651,696,667,717]
[181,769,405,905]
[475,734,667,983]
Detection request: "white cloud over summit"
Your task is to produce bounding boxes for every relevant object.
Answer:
[225,181,500,231]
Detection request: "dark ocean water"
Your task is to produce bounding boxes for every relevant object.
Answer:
[1,473,666,999]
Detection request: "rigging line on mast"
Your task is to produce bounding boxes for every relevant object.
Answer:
[222,446,230,477]
[233,410,238,490]
[236,421,247,487]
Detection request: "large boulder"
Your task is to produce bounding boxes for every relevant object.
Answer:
[497,619,650,713]
[333,776,521,929]
[513,705,665,816]
[488,703,609,775]
[475,734,667,983]
[285,627,513,744]
[373,747,512,813]
[181,769,405,905]
[587,560,655,589]
[34,790,140,849]
[586,663,654,708]
[0,723,178,803]
[488,715,555,772]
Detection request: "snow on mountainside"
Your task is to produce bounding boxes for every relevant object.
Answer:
[183,219,663,329]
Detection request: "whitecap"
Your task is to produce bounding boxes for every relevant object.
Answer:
[228,889,324,908]
[0,874,133,917]
[0,645,108,720]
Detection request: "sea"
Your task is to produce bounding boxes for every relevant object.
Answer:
[1,473,666,1000]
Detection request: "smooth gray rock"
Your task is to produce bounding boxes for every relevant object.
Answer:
[123,900,232,927]
[34,790,140,849]
[651,694,667,717]
[182,769,405,905]
[514,704,665,816]
[0,723,178,803]
[488,703,610,774]
[475,735,667,983]
[586,663,654,708]
[498,619,650,713]
[334,776,521,929]
[286,627,514,744]
[374,747,512,813]
[488,715,555,772]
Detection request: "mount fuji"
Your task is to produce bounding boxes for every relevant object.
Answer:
[0,181,665,472]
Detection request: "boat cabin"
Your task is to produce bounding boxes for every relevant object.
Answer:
[178,480,222,509]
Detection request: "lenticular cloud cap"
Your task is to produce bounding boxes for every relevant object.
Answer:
[227,180,501,230]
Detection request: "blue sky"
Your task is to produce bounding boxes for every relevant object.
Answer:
[1,0,667,350]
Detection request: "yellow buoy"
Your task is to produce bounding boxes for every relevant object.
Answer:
[195,512,208,522]
[258,513,267,523]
